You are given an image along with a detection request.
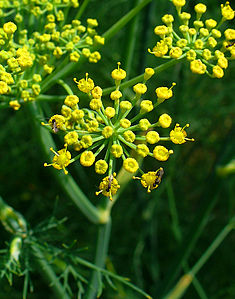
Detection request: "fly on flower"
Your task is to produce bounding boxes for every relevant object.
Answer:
[52,119,59,133]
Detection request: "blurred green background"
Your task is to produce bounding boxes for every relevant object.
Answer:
[0,0,234,298]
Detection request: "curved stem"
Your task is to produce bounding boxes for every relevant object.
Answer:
[85,219,112,299]
[103,0,152,42]
[32,244,70,299]
[164,219,234,299]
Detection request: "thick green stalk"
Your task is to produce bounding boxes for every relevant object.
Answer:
[103,0,152,42]
[163,219,234,299]
[27,101,102,224]
[75,0,90,19]
[124,0,143,78]
[102,56,186,96]
[32,245,70,299]
[85,219,112,299]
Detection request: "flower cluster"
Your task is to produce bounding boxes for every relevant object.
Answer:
[149,0,235,78]
[43,64,194,199]
[0,3,104,110]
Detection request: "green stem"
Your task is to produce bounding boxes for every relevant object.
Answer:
[75,0,90,19]
[164,219,234,299]
[56,79,73,95]
[103,0,152,42]
[37,95,66,102]
[124,0,142,78]
[27,101,102,224]
[32,244,70,299]
[102,56,186,96]
[157,187,221,297]
[85,220,112,299]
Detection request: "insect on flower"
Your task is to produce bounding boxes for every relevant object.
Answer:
[226,40,235,47]
[106,174,114,193]
[52,119,59,133]
[153,167,164,187]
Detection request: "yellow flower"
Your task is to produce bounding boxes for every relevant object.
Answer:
[153,145,173,161]
[172,0,186,8]
[96,173,120,200]
[87,18,98,27]
[105,107,115,118]
[149,40,168,57]
[202,49,212,60]
[72,109,84,121]
[224,29,235,40]
[162,14,174,25]
[74,73,94,93]
[221,2,234,20]
[110,90,122,100]
[120,101,132,111]
[186,49,197,61]
[144,68,155,81]
[111,144,123,158]
[9,100,21,110]
[158,113,172,128]
[95,160,108,174]
[123,158,139,173]
[136,144,149,157]
[3,22,17,34]
[80,151,95,167]
[120,119,131,128]
[205,19,217,29]
[213,65,224,78]
[139,119,151,131]
[123,130,135,143]
[146,131,160,144]
[133,168,164,193]
[154,25,168,36]
[0,81,9,94]
[91,86,103,98]
[70,51,80,62]
[194,3,207,14]
[49,115,66,131]
[218,57,228,69]
[80,135,93,148]
[140,100,153,113]
[44,146,71,174]
[156,84,175,100]
[169,47,183,58]
[90,99,102,111]
[170,124,193,144]
[133,83,147,95]
[190,59,206,74]
[194,39,204,50]
[64,131,78,146]
[111,62,126,81]
[64,95,79,108]
[102,126,113,138]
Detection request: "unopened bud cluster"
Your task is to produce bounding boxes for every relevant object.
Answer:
[0,2,104,110]
[149,1,235,78]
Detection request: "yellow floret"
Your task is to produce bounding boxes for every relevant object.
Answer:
[153,145,173,161]
[136,144,150,157]
[111,144,123,158]
[123,158,139,173]
[146,131,160,144]
[158,114,172,128]
[123,130,135,143]
[102,126,113,138]
[80,151,95,167]
[95,160,108,174]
